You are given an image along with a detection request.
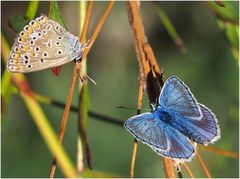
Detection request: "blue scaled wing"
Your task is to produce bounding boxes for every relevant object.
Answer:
[171,103,221,144]
[124,112,168,151]
[159,76,202,120]
[151,127,196,161]
[124,112,196,161]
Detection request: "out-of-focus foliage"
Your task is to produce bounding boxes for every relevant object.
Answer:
[48,1,66,28]
[208,1,239,62]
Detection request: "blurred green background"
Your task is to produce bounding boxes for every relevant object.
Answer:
[1,1,239,178]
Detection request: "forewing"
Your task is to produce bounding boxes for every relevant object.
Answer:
[124,113,168,151]
[159,76,202,120]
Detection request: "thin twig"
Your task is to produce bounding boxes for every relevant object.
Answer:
[196,151,212,179]
[82,0,115,59]
[49,1,115,177]
[130,139,138,178]
[49,68,78,178]
[199,145,239,159]
[130,79,143,177]
[182,163,195,178]
[80,0,93,43]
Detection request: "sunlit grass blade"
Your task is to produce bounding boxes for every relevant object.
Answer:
[25,1,39,20]
[208,1,239,63]
[155,5,187,54]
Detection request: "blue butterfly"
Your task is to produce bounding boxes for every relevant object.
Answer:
[124,76,220,162]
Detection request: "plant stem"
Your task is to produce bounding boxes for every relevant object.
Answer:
[126,1,175,178]
[196,151,212,178]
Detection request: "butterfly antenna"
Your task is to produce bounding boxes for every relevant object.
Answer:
[116,106,151,112]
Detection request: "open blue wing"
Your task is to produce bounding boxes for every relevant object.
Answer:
[159,76,202,120]
[170,103,221,144]
[124,112,168,151]
[151,127,196,161]
[124,112,196,161]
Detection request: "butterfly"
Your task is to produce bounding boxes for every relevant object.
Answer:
[124,76,221,162]
[7,15,86,73]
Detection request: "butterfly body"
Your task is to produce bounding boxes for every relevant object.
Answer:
[124,76,220,162]
[7,15,85,73]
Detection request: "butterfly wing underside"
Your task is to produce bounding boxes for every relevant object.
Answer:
[7,15,82,73]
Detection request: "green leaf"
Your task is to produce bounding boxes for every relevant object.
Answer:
[8,1,39,33]
[208,1,238,23]
[49,1,66,28]
[8,15,29,33]
[155,5,187,53]
[1,69,17,113]
[25,1,39,20]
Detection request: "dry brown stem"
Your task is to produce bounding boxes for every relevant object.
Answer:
[196,151,212,178]
[199,145,239,159]
[126,1,175,178]
[130,79,143,177]
[182,163,195,178]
